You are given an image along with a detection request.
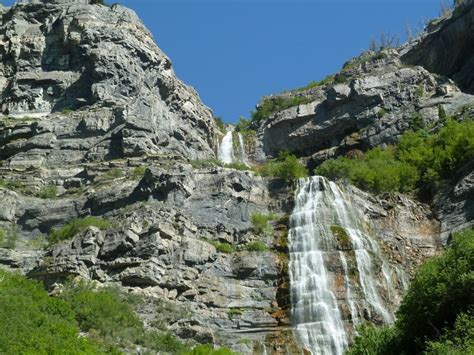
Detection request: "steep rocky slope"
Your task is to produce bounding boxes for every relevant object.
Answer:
[0,0,472,354]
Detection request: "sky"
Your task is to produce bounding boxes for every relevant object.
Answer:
[4,0,445,123]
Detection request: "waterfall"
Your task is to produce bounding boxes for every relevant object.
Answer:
[289,176,398,355]
[218,129,248,165]
[238,133,248,164]
[218,130,234,164]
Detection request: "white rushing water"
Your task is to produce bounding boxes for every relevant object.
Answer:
[237,132,248,164]
[218,130,235,164]
[289,176,397,355]
[218,129,248,164]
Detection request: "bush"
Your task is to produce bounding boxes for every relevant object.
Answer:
[38,184,58,199]
[214,116,225,132]
[0,270,104,354]
[348,228,474,354]
[316,148,418,194]
[201,238,236,253]
[252,96,313,121]
[251,212,275,236]
[245,241,268,252]
[48,217,112,244]
[62,280,189,352]
[261,152,308,182]
[316,119,474,197]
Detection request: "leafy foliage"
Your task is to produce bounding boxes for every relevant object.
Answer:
[48,217,113,245]
[251,96,313,121]
[201,238,236,253]
[251,212,275,236]
[316,119,474,197]
[245,241,268,252]
[214,116,226,132]
[348,228,474,354]
[260,151,308,182]
[0,270,104,354]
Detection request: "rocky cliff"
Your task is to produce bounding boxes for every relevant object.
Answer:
[0,0,472,354]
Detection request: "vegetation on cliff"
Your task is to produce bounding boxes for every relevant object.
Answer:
[316,119,474,198]
[0,272,235,354]
[348,228,474,354]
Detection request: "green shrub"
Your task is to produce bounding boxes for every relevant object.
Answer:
[316,119,474,197]
[48,217,112,244]
[252,96,313,121]
[377,108,387,118]
[38,184,58,199]
[245,241,268,252]
[251,212,275,236]
[62,280,189,352]
[316,148,418,194]
[409,112,426,131]
[261,152,308,182]
[348,228,474,354]
[214,116,225,132]
[0,270,105,354]
[415,85,425,98]
[201,238,236,253]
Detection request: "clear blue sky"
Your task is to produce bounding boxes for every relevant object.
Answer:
[5,0,444,123]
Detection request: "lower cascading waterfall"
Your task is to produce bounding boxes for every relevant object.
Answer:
[289,176,400,355]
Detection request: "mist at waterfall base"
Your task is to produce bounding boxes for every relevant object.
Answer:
[289,176,408,355]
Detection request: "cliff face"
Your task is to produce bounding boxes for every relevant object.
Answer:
[401,2,474,94]
[0,1,472,354]
[0,0,217,165]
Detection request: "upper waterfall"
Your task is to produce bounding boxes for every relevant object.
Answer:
[218,128,248,165]
[289,176,405,354]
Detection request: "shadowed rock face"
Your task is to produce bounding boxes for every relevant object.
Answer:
[402,2,474,94]
[0,0,217,163]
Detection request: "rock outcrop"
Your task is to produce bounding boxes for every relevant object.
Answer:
[401,1,474,94]
[252,50,473,168]
[0,0,217,165]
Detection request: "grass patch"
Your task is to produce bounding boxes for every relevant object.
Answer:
[48,217,112,245]
[245,241,268,252]
[38,184,58,199]
[200,238,236,253]
[103,168,124,180]
[251,212,275,236]
[131,166,147,180]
